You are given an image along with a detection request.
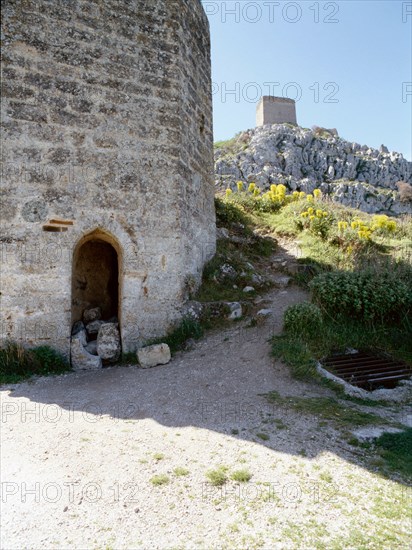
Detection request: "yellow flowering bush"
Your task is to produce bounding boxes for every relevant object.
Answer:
[224,184,325,217]
[336,214,397,243]
[371,214,397,234]
[298,207,333,238]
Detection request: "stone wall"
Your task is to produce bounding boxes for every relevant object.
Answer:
[1,0,216,356]
[256,97,297,127]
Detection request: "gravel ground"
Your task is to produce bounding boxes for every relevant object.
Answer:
[1,286,410,549]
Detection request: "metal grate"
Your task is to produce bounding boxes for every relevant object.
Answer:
[321,351,412,391]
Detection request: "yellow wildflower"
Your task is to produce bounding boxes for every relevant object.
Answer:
[236,181,244,192]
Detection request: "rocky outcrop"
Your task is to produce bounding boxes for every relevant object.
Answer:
[215,125,412,215]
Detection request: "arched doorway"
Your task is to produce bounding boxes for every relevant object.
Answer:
[72,231,120,324]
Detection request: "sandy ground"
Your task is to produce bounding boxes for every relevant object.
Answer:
[1,284,411,549]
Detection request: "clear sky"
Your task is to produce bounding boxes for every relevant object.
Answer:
[203,0,412,159]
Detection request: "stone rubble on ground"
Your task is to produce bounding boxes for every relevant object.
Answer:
[70,328,102,371]
[97,323,121,363]
[83,307,102,324]
[86,320,105,335]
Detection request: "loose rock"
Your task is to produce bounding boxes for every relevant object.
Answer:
[71,333,102,371]
[86,320,105,335]
[83,307,102,323]
[137,344,171,369]
[97,323,121,363]
[227,302,242,320]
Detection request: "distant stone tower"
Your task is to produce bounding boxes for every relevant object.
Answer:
[256,96,297,126]
[1,0,216,361]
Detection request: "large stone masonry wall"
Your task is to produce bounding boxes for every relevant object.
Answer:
[1,0,216,356]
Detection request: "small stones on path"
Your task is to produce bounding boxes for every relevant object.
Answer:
[227,302,242,320]
[257,309,273,317]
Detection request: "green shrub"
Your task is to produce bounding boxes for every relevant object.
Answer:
[149,474,170,486]
[283,302,323,338]
[215,197,250,228]
[310,270,412,324]
[206,466,228,486]
[151,318,203,353]
[0,342,70,384]
[231,469,252,483]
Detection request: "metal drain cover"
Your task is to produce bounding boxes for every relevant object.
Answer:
[321,351,412,391]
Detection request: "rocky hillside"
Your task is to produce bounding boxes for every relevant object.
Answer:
[215,125,412,215]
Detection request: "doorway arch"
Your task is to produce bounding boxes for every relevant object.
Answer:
[71,230,120,324]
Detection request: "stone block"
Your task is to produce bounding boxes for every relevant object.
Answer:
[97,323,121,363]
[137,344,171,369]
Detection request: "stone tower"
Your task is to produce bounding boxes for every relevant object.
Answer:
[256,96,297,126]
[1,0,216,359]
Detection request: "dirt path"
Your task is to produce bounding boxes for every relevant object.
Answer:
[1,283,410,549]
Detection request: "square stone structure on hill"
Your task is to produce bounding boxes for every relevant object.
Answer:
[1,0,216,358]
[256,96,297,126]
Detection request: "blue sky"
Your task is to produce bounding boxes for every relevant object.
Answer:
[203,0,412,159]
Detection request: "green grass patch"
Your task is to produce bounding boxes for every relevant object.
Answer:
[0,342,70,384]
[173,467,190,477]
[119,352,138,365]
[153,453,165,461]
[272,334,318,380]
[273,303,412,387]
[256,432,270,441]
[230,469,252,483]
[149,318,204,354]
[374,429,412,478]
[206,466,229,486]
[265,391,388,428]
[149,474,170,486]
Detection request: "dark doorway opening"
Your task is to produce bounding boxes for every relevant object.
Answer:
[72,238,119,324]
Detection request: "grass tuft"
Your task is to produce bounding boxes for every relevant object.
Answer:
[0,342,70,384]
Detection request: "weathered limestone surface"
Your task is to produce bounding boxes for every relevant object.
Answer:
[215,125,412,215]
[71,330,102,370]
[256,97,297,126]
[97,323,121,363]
[1,0,216,358]
[137,343,171,369]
